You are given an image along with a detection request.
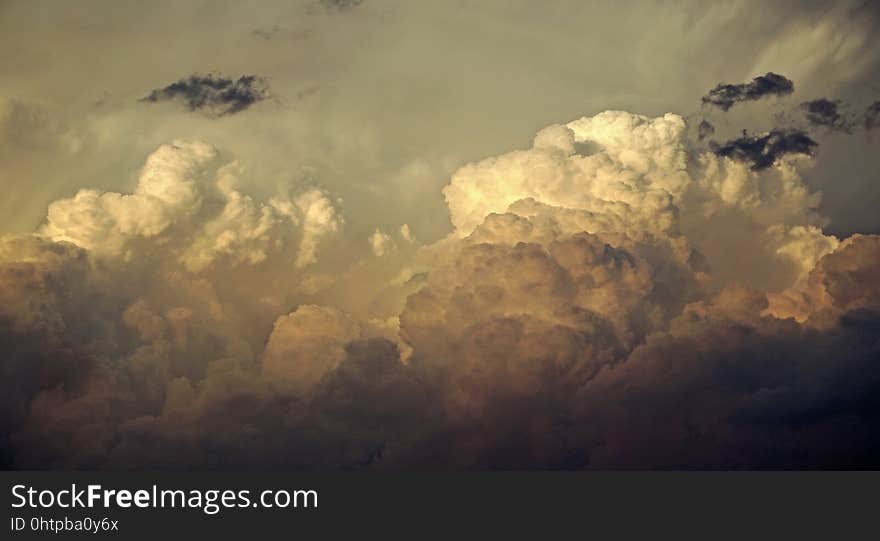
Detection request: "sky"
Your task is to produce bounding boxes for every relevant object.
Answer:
[1,0,879,469]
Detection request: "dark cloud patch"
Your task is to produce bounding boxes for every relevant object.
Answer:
[140,75,269,117]
[698,119,715,141]
[571,307,880,468]
[800,98,852,133]
[251,25,281,40]
[865,101,880,131]
[320,0,364,10]
[702,72,794,112]
[710,129,817,170]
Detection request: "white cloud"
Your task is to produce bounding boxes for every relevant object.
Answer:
[40,140,342,271]
[443,110,836,291]
[369,228,393,256]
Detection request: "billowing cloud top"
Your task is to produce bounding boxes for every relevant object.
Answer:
[40,140,340,271]
[3,100,880,469]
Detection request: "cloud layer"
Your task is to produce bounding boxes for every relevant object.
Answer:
[2,102,880,469]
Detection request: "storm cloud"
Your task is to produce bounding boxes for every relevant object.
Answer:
[2,0,880,470]
[710,129,817,170]
[6,108,880,469]
[141,75,270,117]
[702,72,794,111]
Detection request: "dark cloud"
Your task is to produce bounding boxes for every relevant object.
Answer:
[698,119,715,141]
[702,72,794,112]
[800,98,852,133]
[320,0,364,10]
[865,101,880,131]
[710,129,817,170]
[4,233,880,469]
[140,75,269,117]
[251,25,281,40]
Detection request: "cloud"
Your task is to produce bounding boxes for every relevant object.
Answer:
[140,75,270,117]
[320,0,364,11]
[443,112,692,239]
[251,25,282,40]
[2,107,879,469]
[369,229,393,256]
[709,129,817,170]
[701,72,794,111]
[570,280,880,468]
[399,224,414,243]
[262,305,361,393]
[866,101,880,131]
[41,140,216,256]
[768,234,880,323]
[0,98,80,155]
[698,119,715,141]
[800,98,852,132]
[40,140,341,270]
[444,111,833,290]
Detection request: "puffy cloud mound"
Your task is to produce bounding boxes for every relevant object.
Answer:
[444,111,834,291]
[769,234,880,324]
[42,140,215,256]
[41,140,341,271]
[2,109,880,469]
[444,112,690,238]
[262,305,360,392]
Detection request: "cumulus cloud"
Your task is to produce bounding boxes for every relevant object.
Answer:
[443,112,691,239]
[40,140,341,271]
[702,72,794,111]
[3,107,880,469]
[444,111,833,290]
[41,140,215,256]
[768,234,880,323]
[140,75,270,117]
[262,305,360,392]
[369,229,393,256]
